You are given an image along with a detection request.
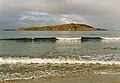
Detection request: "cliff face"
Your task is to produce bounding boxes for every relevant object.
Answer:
[15,23,106,31]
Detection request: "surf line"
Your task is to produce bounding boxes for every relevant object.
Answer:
[57,37,120,40]
[1,37,120,41]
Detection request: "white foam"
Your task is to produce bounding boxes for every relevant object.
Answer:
[56,37,81,42]
[101,37,120,40]
[0,57,120,65]
[95,71,120,75]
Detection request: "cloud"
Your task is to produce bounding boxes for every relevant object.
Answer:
[27,11,49,16]
[18,11,50,21]
[59,15,89,24]
[0,0,120,29]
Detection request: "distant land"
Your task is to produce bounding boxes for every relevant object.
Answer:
[4,23,106,31]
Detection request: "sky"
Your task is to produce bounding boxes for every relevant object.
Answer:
[0,0,120,30]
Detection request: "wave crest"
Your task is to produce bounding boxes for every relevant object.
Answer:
[0,57,120,65]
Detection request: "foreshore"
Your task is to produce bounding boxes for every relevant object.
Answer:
[0,63,120,83]
[1,74,120,83]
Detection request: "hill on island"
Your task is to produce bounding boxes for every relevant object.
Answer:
[5,23,106,31]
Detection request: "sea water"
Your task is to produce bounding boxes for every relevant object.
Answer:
[0,31,120,81]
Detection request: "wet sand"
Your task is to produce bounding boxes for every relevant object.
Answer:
[1,74,120,83]
[0,63,120,83]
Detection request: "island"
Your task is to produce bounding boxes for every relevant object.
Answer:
[4,23,106,31]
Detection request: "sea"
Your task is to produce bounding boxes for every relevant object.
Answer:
[0,31,120,81]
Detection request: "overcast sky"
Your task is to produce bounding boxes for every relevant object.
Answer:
[0,0,120,30]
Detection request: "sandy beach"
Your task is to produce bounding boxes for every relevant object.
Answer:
[1,74,120,83]
[0,63,120,83]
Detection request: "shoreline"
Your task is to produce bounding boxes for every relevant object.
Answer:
[1,74,120,83]
[0,63,120,82]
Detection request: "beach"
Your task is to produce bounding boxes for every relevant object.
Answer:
[1,74,120,83]
[1,0,120,83]
[0,63,120,83]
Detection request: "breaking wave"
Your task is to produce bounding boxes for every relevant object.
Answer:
[0,56,120,81]
[101,37,120,40]
[1,37,120,40]
[1,37,120,43]
[0,57,120,65]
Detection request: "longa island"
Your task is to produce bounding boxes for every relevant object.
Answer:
[4,23,106,31]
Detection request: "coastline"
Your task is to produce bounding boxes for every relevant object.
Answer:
[0,63,120,83]
[1,74,120,83]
